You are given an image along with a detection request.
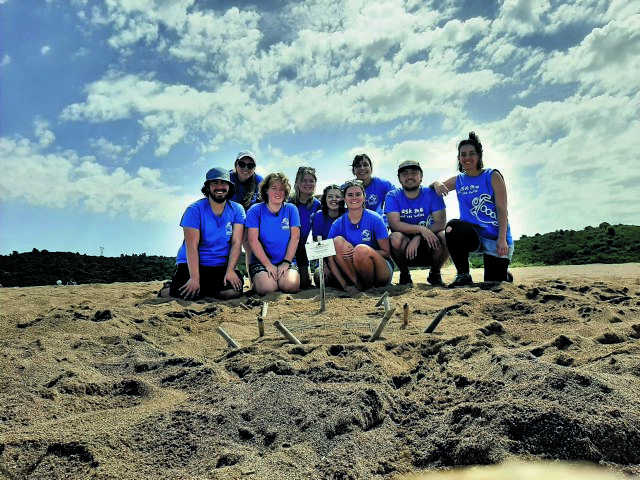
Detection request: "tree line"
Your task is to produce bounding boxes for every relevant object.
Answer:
[1,223,638,287]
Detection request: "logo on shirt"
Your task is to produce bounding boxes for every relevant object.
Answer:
[459,185,480,195]
[471,193,499,226]
[225,222,233,236]
[367,194,378,207]
[281,217,290,230]
[361,229,372,242]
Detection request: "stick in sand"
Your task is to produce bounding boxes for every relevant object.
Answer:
[317,236,326,312]
[274,321,302,345]
[257,317,265,337]
[261,302,269,318]
[216,326,240,349]
[369,308,396,342]
[375,291,389,307]
[424,304,460,333]
[403,303,409,326]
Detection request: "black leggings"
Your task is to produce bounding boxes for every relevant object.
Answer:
[445,219,510,281]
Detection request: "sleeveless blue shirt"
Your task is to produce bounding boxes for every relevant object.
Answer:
[456,168,512,244]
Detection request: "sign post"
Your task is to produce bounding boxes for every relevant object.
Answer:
[305,237,336,312]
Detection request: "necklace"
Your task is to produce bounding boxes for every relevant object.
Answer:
[267,203,282,215]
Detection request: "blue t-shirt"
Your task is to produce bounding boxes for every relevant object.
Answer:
[341,176,395,215]
[312,210,340,241]
[384,187,446,228]
[456,168,512,244]
[293,197,322,244]
[328,209,389,250]
[176,198,246,267]
[246,202,301,265]
[229,171,263,211]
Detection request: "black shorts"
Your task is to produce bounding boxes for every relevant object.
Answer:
[406,237,435,266]
[169,263,243,299]
[249,261,299,279]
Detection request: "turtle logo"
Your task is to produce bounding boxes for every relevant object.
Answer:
[281,217,290,230]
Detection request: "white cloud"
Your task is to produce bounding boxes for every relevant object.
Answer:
[0,54,10,67]
[0,135,188,222]
[540,14,640,95]
[34,119,55,147]
[41,45,51,55]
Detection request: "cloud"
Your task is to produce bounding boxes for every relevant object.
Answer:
[41,45,51,55]
[540,14,640,95]
[0,135,189,222]
[0,54,10,67]
[34,119,55,147]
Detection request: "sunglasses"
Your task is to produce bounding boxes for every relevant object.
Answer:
[297,166,316,174]
[237,160,256,169]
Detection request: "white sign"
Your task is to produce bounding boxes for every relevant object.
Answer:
[305,239,336,261]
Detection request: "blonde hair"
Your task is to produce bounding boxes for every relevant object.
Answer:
[291,167,317,206]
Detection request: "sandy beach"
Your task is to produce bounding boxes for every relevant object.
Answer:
[1,264,639,479]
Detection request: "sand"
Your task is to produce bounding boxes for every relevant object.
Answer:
[1,264,639,479]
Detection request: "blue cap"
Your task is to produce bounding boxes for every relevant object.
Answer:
[205,167,234,186]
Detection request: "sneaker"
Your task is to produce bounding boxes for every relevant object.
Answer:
[448,272,473,288]
[506,271,514,283]
[427,272,445,287]
[399,272,413,285]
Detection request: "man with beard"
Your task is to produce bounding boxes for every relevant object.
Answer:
[165,167,246,300]
[384,160,449,286]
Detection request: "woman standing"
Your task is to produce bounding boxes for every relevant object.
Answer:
[433,132,514,286]
[311,184,345,288]
[349,153,395,217]
[290,166,321,288]
[246,173,301,295]
[327,180,393,295]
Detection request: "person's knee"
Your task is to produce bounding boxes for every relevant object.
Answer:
[389,232,406,250]
[352,244,372,262]
[445,219,465,235]
[216,289,243,300]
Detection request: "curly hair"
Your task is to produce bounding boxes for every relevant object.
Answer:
[457,131,484,172]
[258,172,292,203]
[200,180,234,200]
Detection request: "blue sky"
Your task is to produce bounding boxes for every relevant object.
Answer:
[1,0,638,257]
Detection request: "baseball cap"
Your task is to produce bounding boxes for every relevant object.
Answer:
[398,160,422,173]
[205,167,234,186]
[236,150,257,163]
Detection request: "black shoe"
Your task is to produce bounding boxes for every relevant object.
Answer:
[506,271,514,283]
[399,272,413,285]
[427,272,445,287]
[448,272,473,288]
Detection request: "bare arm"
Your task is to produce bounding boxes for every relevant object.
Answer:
[376,237,391,260]
[492,171,509,257]
[430,176,457,197]
[180,227,201,299]
[223,223,244,291]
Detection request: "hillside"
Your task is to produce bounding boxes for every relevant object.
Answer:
[1,224,639,287]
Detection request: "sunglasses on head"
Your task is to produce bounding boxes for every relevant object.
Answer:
[297,166,316,174]
[237,160,255,169]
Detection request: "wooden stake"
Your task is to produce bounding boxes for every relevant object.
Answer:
[374,291,389,307]
[403,303,409,326]
[369,308,396,342]
[257,317,265,337]
[274,321,302,345]
[261,302,269,318]
[424,309,447,333]
[317,236,326,312]
[216,326,240,349]
[383,296,391,313]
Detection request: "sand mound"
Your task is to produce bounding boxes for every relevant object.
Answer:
[1,264,639,479]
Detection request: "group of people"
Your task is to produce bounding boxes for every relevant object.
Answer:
[163,132,514,301]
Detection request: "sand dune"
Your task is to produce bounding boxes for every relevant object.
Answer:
[1,264,639,479]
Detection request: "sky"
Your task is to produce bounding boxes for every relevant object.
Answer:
[1,0,639,258]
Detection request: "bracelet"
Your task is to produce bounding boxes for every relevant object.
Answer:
[281,259,292,265]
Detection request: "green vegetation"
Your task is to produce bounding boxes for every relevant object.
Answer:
[470,223,640,269]
[1,224,638,287]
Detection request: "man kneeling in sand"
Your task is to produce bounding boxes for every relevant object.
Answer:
[384,160,449,286]
[161,167,246,300]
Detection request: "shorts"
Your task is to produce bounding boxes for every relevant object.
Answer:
[382,259,394,286]
[475,237,514,260]
[249,261,299,279]
[169,263,243,299]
